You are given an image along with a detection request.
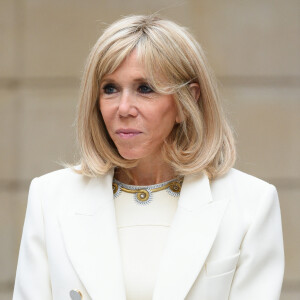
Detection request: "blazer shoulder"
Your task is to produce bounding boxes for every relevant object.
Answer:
[32,166,114,194]
[218,168,278,216]
[36,166,81,183]
[31,166,93,197]
[226,168,275,192]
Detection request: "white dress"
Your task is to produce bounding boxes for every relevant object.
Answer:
[113,178,182,300]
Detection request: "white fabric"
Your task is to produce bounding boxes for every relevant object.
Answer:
[12,168,284,300]
[114,185,179,300]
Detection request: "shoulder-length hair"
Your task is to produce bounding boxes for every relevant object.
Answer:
[74,15,236,179]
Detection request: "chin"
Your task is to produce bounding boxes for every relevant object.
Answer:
[117,149,143,160]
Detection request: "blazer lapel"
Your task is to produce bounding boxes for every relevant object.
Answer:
[59,170,126,300]
[153,172,230,300]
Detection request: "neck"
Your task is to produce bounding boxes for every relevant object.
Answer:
[115,157,176,186]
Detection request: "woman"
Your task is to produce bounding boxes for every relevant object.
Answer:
[13,15,284,300]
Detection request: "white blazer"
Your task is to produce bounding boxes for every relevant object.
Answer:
[13,167,284,300]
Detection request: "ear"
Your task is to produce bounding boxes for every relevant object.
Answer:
[175,83,200,123]
[189,83,200,101]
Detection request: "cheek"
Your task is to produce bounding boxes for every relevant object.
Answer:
[148,109,177,138]
[99,103,114,128]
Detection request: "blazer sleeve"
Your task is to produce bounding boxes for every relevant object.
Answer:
[229,184,284,300]
[13,177,52,300]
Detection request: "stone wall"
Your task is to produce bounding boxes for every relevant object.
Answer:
[1,0,299,298]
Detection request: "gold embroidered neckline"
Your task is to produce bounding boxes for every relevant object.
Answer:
[112,177,183,205]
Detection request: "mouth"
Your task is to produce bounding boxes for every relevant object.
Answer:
[115,128,142,138]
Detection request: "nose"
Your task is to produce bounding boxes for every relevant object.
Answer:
[118,91,138,118]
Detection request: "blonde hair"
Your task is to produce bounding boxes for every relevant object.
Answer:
[75,15,236,179]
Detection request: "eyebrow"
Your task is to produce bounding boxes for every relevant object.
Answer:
[100,77,149,84]
[133,77,149,82]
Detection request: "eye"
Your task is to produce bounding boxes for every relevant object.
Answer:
[138,84,153,94]
[103,84,117,94]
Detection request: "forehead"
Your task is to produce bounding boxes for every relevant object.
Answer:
[102,50,147,81]
[99,46,171,92]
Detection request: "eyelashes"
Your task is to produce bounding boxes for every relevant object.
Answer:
[137,84,153,94]
[102,84,117,95]
[102,83,154,95]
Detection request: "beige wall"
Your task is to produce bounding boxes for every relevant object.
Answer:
[1,0,299,299]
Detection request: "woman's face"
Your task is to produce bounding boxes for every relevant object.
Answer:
[99,50,179,162]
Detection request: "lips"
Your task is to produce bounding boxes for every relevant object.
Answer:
[115,128,142,138]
